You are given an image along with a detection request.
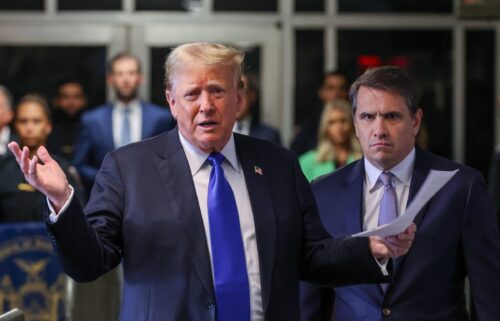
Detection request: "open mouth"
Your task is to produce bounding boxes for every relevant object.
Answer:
[198,121,218,128]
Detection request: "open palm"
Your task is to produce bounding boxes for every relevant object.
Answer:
[8,142,71,211]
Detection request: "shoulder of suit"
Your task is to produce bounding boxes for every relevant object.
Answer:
[235,133,291,158]
[81,104,112,120]
[311,158,360,187]
[415,149,484,184]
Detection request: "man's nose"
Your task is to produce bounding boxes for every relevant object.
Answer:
[373,117,387,138]
[199,92,214,113]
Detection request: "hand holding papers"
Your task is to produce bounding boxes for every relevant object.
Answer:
[354,169,459,238]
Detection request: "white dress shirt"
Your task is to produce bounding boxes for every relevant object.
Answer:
[362,148,416,231]
[0,126,10,155]
[179,131,264,321]
[112,100,142,148]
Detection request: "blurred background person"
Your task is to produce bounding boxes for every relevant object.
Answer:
[299,99,361,182]
[47,78,88,162]
[0,94,82,222]
[0,85,14,159]
[72,53,176,192]
[291,70,349,156]
[233,72,281,144]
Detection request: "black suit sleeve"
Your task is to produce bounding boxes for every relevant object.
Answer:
[46,152,124,282]
[294,157,388,287]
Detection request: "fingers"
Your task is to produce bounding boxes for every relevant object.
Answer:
[29,155,38,176]
[20,146,30,174]
[37,145,53,164]
[7,141,22,163]
[397,223,417,241]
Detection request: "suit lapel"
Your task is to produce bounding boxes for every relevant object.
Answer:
[389,148,432,279]
[342,160,366,234]
[235,135,276,314]
[406,148,432,228]
[155,129,215,299]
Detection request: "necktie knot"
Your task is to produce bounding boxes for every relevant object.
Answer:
[207,152,224,167]
[379,171,394,188]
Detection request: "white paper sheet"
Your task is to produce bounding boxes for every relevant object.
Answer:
[353,169,459,237]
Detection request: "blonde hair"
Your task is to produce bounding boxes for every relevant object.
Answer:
[164,42,245,90]
[316,99,361,162]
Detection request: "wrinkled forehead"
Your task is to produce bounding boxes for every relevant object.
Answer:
[170,61,240,89]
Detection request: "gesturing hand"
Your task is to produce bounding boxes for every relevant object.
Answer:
[8,142,72,213]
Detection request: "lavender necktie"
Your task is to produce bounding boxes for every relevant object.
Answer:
[207,152,250,321]
[378,171,398,226]
[378,171,397,291]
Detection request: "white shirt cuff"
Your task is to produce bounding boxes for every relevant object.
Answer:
[374,256,389,276]
[47,185,75,224]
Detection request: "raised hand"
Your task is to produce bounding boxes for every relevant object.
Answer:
[8,142,72,213]
[369,223,417,260]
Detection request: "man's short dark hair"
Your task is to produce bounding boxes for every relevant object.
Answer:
[56,77,85,94]
[349,66,419,116]
[106,52,142,74]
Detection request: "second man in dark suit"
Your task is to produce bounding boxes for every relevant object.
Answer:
[300,66,500,321]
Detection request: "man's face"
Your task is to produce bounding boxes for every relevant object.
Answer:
[166,64,242,153]
[107,57,143,103]
[0,92,13,129]
[353,86,422,170]
[55,82,87,117]
[15,102,52,150]
[318,75,348,103]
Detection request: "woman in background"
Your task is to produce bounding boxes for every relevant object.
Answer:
[299,99,361,182]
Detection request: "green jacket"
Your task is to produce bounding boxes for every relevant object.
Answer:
[299,150,359,182]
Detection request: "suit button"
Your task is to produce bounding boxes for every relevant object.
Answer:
[205,299,215,310]
[382,308,391,316]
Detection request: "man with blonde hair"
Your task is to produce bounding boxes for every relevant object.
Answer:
[8,43,415,321]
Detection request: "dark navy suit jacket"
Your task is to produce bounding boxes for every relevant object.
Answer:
[249,123,282,146]
[72,102,175,189]
[301,148,500,321]
[46,129,388,321]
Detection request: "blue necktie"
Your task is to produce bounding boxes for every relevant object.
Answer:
[378,171,398,291]
[120,106,131,147]
[207,152,250,321]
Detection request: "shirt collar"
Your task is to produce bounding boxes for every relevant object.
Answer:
[115,99,140,111]
[178,131,240,176]
[365,147,415,191]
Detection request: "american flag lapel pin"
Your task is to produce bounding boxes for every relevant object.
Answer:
[254,165,263,175]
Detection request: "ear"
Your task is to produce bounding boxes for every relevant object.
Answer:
[352,112,360,138]
[412,108,423,136]
[235,87,244,114]
[45,122,53,136]
[106,73,113,87]
[5,110,13,123]
[165,89,177,119]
